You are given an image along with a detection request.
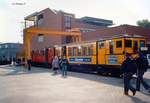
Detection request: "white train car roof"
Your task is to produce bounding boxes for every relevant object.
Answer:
[54,34,145,48]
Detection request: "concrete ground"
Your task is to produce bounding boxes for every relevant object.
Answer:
[0,65,150,103]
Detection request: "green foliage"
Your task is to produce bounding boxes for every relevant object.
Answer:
[137,19,150,28]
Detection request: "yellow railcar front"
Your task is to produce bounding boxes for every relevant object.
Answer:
[63,35,147,74]
[98,36,146,68]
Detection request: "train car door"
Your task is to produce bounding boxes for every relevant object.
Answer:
[106,40,119,65]
[45,48,49,63]
[109,40,114,54]
[98,41,106,64]
[113,39,124,64]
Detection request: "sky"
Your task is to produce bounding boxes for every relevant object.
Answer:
[0,0,150,43]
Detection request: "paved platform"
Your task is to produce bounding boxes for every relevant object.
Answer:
[0,65,150,103]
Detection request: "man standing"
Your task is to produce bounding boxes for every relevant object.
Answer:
[136,52,150,93]
[60,56,69,77]
[121,53,137,96]
[27,59,31,71]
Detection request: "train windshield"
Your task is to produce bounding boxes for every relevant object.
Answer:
[125,40,132,47]
[140,40,146,47]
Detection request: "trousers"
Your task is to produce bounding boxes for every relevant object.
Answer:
[124,73,136,93]
[136,70,150,90]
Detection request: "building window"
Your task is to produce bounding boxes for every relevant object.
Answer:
[125,40,132,48]
[116,40,122,48]
[65,15,72,30]
[5,44,8,48]
[37,14,44,20]
[37,14,44,25]
[11,45,14,48]
[38,34,44,42]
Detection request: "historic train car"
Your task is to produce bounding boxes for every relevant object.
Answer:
[31,47,55,67]
[65,35,147,74]
[66,40,97,72]
[30,34,147,75]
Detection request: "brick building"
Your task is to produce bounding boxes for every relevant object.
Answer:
[23,8,150,51]
[82,24,150,42]
[24,8,113,50]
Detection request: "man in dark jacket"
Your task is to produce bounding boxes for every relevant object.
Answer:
[136,52,150,93]
[121,53,137,96]
[60,56,69,77]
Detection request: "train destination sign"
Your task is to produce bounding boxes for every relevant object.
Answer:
[108,55,118,64]
[69,57,92,62]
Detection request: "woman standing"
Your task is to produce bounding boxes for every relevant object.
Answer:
[52,56,59,74]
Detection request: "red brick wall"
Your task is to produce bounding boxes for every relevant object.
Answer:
[24,8,150,51]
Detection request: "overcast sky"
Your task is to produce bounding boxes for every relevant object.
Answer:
[0,0,150,43]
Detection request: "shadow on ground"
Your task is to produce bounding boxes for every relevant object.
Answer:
[0,65,51,76]
[0,65,150,90]
[129,95,150,103]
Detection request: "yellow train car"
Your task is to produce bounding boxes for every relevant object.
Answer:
[55,35,147,74]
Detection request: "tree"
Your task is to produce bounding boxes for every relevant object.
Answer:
[137,19,150,29]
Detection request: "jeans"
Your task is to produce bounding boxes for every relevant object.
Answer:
[62,65,67,77]
[53,67,58,74]
[28,64,31,71]
[136,70,150,90]
[124,73,136,93]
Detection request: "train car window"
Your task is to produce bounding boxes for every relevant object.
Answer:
[140,40,145,47]
[82,46,85,56]
[125,40,132,47]
[82,46,87,56]
[73,47,77,56]
[88,45,93,56]
[78,46,82,56]
[86,46,89,56]
[116,40,122,48]
[68,47,72,56]
[41,50,45,56]
[99,42,105,48]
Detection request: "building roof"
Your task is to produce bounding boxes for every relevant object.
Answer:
[96,24,150,35]
[85,24,150,42]
[77,16,113,27]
